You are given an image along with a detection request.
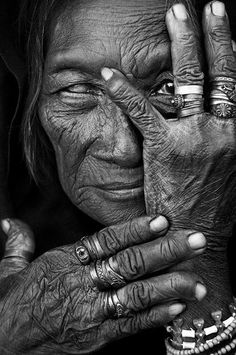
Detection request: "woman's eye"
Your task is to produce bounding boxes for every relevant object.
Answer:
[150,80,175,96]
[62,84,101,96]
[58,84,102,110]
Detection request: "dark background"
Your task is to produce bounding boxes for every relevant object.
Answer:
[0,1,236,354]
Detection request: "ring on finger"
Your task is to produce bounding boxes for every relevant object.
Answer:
[75,234,106,265]
[171,94,204,118]
[3,249,33,261]
[175,85,203,96]
[210,77,236,118]
[90,259,126,290]
[104,291,132,319]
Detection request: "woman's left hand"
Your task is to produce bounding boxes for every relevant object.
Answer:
[101,1,236,326]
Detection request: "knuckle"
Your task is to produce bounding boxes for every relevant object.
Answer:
[127,96,149,118]
[117,246,145,279]
[126,217,146,244]
[175,61,203,82]
[98,227,120,255]
[111,81,150,118]
[128,282,152,310]
[176,32,196,45]
[159,237,183,265]
[170,272,195,298]
[209,25,231,44]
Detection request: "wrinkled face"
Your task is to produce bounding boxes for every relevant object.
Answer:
[39,0,173,225]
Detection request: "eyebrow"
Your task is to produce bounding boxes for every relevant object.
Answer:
[46,40,171,82]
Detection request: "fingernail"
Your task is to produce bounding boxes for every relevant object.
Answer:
[232,40,236,52]
[169,303,186,317]
[195,283,207,301]
[150,216,169,233]
[172,4,188,20]
[101,67,113,81]
[1,219,10,233]
[211,1,225,17]
[205,4,212,16]
[188,233,206,250]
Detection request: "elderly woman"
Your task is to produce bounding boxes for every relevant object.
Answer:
[0,0,236,354]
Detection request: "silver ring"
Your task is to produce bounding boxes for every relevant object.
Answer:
[3,249,33,261]
[75,241,91,265]
[90,259,126,291]
[210,77,236,118]
[104,291,132,319]
[75,234,107,265]
[210,102,236,119]
[171,94,204,118]
[175,85,203,95]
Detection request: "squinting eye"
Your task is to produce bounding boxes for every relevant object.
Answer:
[58,83,102,111]
[64,84,101,96]
[150,80,175,97]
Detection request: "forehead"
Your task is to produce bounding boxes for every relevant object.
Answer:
[46,0,170,78]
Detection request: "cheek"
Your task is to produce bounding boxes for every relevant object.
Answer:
[38,99,113,189]
[38,99,145,224]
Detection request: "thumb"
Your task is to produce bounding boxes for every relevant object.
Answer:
[0,219,35,277]
[101,67,168,138]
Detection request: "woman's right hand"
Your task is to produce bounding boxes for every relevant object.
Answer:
[0,216,206,354]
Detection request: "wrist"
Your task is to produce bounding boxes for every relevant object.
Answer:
[165,250,235,354]
[170,250,232,327]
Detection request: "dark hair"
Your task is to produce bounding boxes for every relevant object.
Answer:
[21,0,197,183]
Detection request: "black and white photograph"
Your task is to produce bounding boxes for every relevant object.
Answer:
[1,1,236,354]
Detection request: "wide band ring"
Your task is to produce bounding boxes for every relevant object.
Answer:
[75,234,106,265]
[90,259,126,291]
[171,94,204,118]
[175,85,203,95]
[3,248,33,261]
[104,291,132,319]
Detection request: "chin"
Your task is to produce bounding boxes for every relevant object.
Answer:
[72,186,146,226]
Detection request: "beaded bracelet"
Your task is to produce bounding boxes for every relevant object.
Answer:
[165,298,236,355]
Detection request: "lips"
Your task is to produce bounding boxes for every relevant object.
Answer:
[77,159,144,201]
[98,179,144,191]
[84,167,144,201]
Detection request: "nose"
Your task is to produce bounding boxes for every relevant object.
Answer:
[112,114,143,167]
[92,106,143,168]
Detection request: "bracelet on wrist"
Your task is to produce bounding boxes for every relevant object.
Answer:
[165,298,236,355]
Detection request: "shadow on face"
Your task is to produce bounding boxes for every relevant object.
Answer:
[38,0,173,225]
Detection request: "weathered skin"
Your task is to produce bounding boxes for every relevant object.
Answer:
[0,217,205,354]
[101,1,236,327]
[40,0,172,226]
[0,0,234,353]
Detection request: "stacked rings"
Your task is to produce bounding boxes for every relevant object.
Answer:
[210,77,236,118]
[171,86,204,118]
[75,234,130,320]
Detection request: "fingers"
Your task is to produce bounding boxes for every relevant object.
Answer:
[101,68,169,138]
[78,215,169,261]
[0,219,35,278]
[166,4,204,91]
[232,40,236,53]
[116,272,206,314]
[101,303,186,341]
[203,2,236,80]
[109,230,206,281]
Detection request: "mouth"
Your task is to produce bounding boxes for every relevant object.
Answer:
[78,164,144,202]
[94,182,144,202]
